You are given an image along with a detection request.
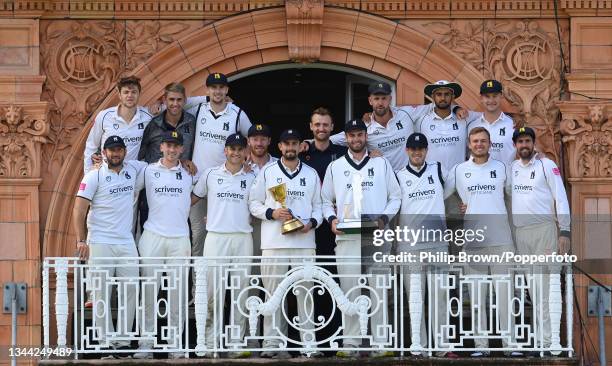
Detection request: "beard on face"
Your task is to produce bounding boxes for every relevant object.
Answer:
[348,140,365,153]
[435,100,450,109]
[373,106,388,117]
[107,156,124,168]
[283,150,297,160]
[518,147,534,159]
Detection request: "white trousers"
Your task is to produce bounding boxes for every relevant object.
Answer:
[335,238,392,347]
[189,199,208,257]
[260,248,316,349]
[401,247,449,349]
[464,244,514,349]
[202,232,253,348]
[89,243,139,348]
[515,221,559,348]
[137,230,191,348]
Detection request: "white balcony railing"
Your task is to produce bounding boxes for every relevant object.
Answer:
[42,256,574,358]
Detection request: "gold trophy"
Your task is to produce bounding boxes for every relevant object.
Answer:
[268,183,305,234]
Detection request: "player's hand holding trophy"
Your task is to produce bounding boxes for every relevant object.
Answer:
[268,183,305,234]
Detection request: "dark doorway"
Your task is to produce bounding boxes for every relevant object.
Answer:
[230,67,377,156]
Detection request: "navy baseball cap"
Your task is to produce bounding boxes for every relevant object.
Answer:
[344,119,367,133]
[406,133,428,148]
[480,79,503,95]
[205,72,228,86]
[512,126,536,142]
[368,81,392,95]
[103,135,126,149]
[248,123,272,138]
[279,129,302,142]
[225,133,248,147]
[161,130,184,145]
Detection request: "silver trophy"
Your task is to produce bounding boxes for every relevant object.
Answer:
[336,173,377,234]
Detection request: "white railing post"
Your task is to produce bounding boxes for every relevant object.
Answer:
[42,261,49,349]
[549,271,562,355]
[565,266,573,357]
[408,272,422,354]
[54,259,69,347]
[194,258,207,356]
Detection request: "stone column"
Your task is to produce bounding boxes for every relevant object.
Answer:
[0,18,48,356]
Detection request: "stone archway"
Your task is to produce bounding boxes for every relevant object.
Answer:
[42,6,484,258]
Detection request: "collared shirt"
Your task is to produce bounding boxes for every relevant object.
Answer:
[77,161,147,244]
[138,110,197,163]
[280,158,301,175]
[329,106,423,171]
[83,106,153,173]
[249,160,322,250]
[139,160,194,237]
[445,157,513,247]
[511,156,570,232]
[415,110,468,172]
[249,154,279,176]
[300,141,346,181]
[467,111,516,166]
[321,153,401,229]
[193,164,256,233]
[185,97,252,178]
[396,161,447,249]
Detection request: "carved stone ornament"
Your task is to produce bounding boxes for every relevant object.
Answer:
[559,102,612,179]
[286,0,324,62]
[0,103,50,178]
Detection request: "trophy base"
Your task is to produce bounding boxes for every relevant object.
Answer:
[282,218,305,235]
[337,220,378,235]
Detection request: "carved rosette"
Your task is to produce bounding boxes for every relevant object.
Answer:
[0,103,50,178]
[559,102,612,179]
[286,0,324,62]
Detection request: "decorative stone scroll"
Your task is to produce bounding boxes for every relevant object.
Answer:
[0,103,49,178]
[286,0,323,62]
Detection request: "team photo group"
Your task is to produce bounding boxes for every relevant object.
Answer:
[73,71,571,360]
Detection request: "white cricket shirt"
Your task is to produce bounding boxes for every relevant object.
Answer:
[414,110,468,172]
[249,159,322,250]
[77,160,147,244]
[467,112,516,166]
[140,161,194,237]
[511,156,571,232]
[193,164,256,233]
[83,106,153,173]
[249,155,278,176]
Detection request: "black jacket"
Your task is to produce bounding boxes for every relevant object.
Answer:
[138,111,196,163]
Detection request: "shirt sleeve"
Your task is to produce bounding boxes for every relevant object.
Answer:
[76,170,99,201]
[466,111,483,127]
[192,168,211,198]
[321,164,337,222]
[238,109,252,137]
[329,131,346,146]
[443,164,458,199]
[134,163,148,193]
[383,159,402,219]
[398,103,434,125]
[249,169,271,220]
[184,96,208,115]
[543,159,571,232]
[83,112,106,173]
[310,173,323,228]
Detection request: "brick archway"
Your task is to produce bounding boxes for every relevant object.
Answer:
[43,6,483,257]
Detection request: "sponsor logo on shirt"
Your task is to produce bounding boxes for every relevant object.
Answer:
[346,181,374,189]
[199,131,227,142]
[552,167,561,176]
[79,183,86,191]
[491,142,504,149]
[377,136,406,149]
[109,185,134,195]
[513,184,533,192]
[408,189,436,199]
[216,192,245,200]
[154,185,183,194]
[430,136,460,144]
[287,190,305,197]
[122,136,142,144]
[467,184,496,193]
